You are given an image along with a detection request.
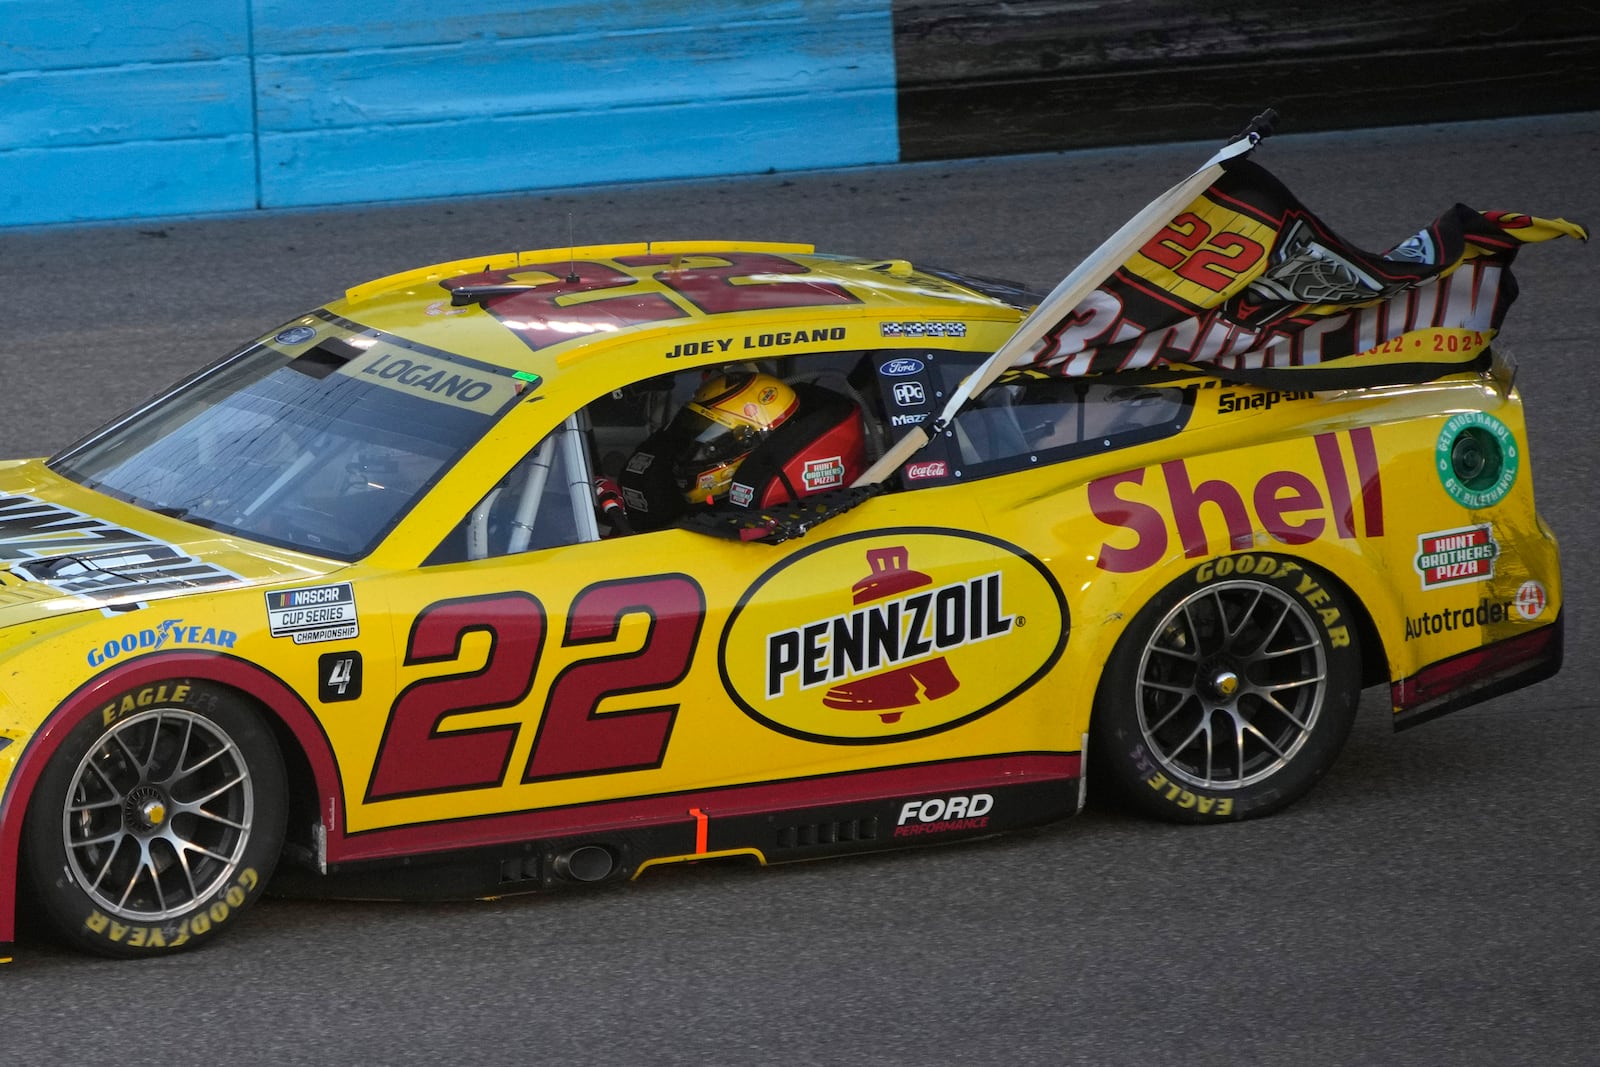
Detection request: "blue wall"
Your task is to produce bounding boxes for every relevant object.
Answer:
[0,1,900,227]
[9,2,1584,228]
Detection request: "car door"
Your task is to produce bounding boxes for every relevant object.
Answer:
[336,363,1073,853]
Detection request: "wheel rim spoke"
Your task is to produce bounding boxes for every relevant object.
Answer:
[1251,598,1293,655]
[1137,578,1329,792]
[170,744,229,784]
[1143,694,1194,737]
[62,706,254,923]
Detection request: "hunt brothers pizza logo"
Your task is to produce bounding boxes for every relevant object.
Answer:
[719,530,1067,743]
[1414,524,1498,589]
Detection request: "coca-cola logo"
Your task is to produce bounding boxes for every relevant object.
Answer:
[905,461,948,481]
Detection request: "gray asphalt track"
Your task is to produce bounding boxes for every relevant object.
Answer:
[2,113,1597,1066]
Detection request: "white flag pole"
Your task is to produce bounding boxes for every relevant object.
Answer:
[853,111,1275,487]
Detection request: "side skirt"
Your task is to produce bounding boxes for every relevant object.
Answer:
[271,773,1080,902]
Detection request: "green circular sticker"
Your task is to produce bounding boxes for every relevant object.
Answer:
[1436,411,1518,508]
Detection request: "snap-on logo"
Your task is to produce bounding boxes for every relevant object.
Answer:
[718,530,1067,743]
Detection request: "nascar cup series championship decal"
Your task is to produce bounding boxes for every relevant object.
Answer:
[719,530,1066,743]
[265,582,359,644]
[1436,412,1518,508]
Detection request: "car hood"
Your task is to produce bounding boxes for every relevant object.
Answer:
[0,459,346,631]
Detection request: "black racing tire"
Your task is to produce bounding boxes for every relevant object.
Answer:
[21,680,287,958]
[1090,554,1362,823]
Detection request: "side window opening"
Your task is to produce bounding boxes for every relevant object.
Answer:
[950,378,1191,471]
[428,413,599,564]
[864,347,1193,488]
[427,351,889,562]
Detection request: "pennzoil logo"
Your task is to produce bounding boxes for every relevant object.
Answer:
[719,530,1067,743]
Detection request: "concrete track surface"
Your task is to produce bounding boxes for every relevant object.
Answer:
[1,113,1597,1066]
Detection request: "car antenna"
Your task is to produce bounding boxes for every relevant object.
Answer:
[566,214,579,283]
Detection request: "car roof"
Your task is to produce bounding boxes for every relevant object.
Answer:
[328,241,1030,381]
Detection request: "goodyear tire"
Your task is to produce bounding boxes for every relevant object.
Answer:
[1091,554,1362,823]
[22,680,287,957]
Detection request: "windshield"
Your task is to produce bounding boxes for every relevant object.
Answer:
[50,313,527,560]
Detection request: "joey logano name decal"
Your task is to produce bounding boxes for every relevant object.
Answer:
[719,529,1067,744]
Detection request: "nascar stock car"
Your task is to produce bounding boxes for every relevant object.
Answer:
[0,126,1583,960]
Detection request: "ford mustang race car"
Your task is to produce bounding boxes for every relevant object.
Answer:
[0,131,1581,960]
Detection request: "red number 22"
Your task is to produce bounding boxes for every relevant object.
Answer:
[365,575,705,801]
[1139,212,1265,293]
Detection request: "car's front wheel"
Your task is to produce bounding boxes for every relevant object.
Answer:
[22,680,286,957]
[1091,555,1362,822]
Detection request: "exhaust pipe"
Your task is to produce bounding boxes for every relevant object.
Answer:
[553,845,615,883]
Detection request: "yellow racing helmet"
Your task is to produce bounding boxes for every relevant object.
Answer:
[669,372,799,505]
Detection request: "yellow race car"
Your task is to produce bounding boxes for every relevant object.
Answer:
[0,140,1579,960]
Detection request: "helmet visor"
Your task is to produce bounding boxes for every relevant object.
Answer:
[668,406,761,470]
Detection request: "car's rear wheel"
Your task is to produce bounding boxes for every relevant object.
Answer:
[1091,555,1362,822]
[22,681,286,957]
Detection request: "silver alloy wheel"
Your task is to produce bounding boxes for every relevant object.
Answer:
[1135,579,1329,790]
[62,707,254,921]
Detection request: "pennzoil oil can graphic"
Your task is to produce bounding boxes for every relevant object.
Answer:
[719,530,1068,743]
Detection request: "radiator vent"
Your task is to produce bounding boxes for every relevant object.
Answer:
[775,817,878,850]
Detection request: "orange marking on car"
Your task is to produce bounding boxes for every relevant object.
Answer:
[689,807,708,853]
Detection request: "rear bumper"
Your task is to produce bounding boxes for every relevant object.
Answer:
[1390,611,1563,731]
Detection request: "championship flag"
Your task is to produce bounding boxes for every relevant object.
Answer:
[1015,159,1587,389]
[854,117,1587,489]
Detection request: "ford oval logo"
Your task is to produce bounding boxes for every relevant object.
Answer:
[882,358,924,376]
[275,326,317,346]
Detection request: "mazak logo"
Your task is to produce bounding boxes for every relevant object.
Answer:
[882,357,924,375]
[893,381,926,407]
[1414,524,1498,588]
[890,413,927,427]
[905,460,948,481]
[719,530,1067,743]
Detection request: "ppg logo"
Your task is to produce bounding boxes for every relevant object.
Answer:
[893,381,926,407]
